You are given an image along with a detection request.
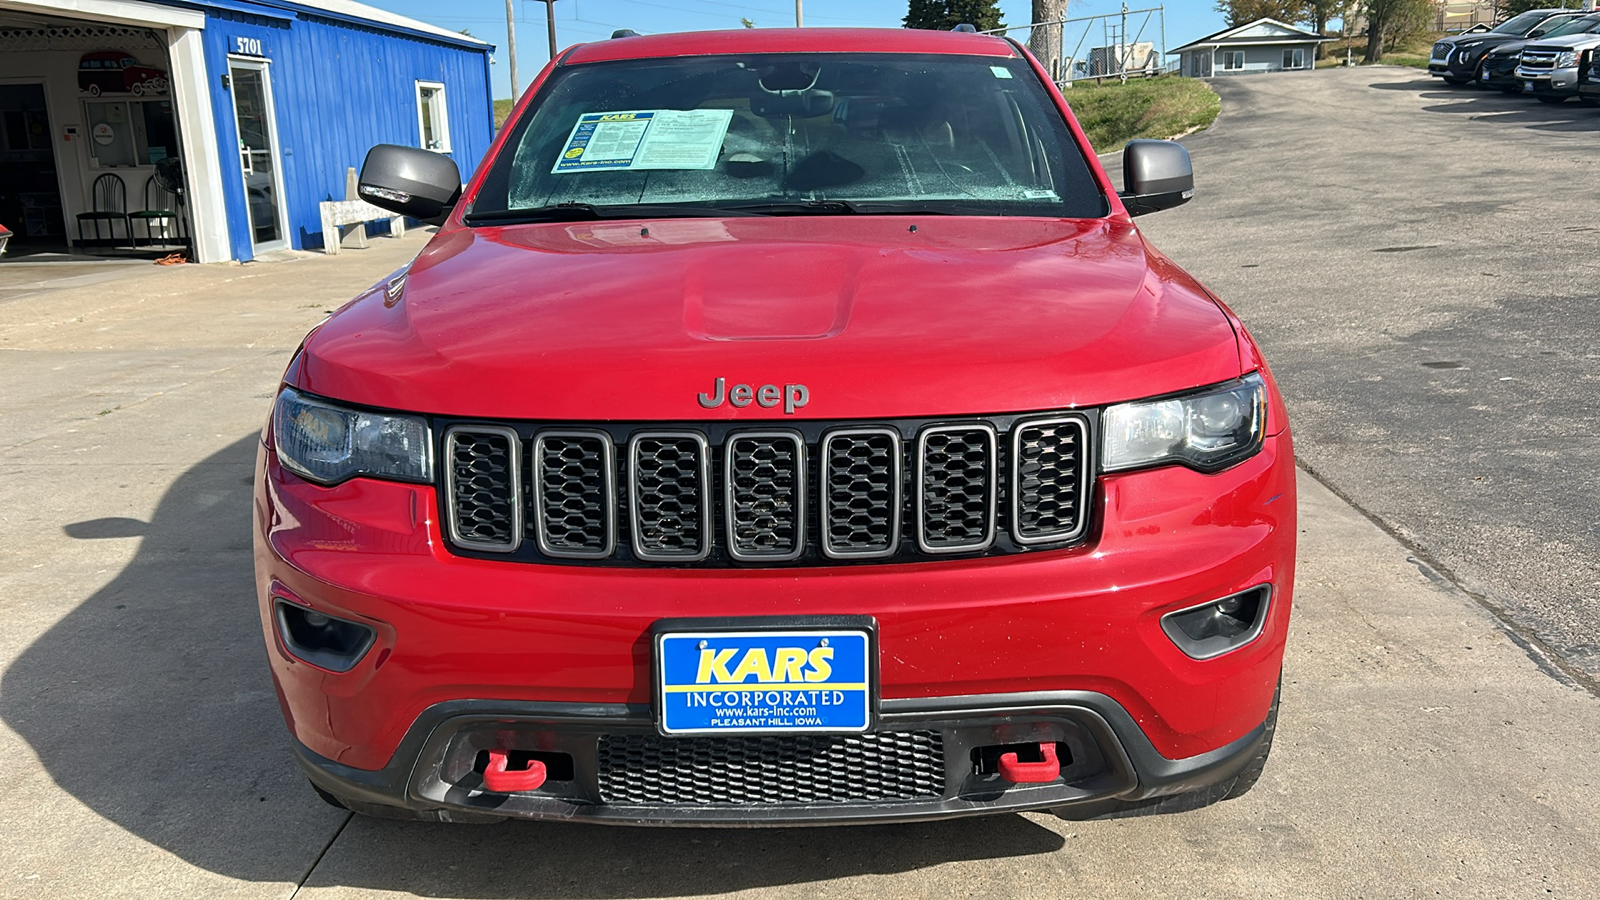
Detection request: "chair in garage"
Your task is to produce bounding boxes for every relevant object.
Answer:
[75,173,132,252]
[130,174,184,249]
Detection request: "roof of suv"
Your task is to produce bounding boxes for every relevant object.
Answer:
[561,27,1020,66]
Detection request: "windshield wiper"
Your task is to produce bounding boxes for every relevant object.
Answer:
[712,200,865,216]
[464,202,761,225]
[714,199,1050,217]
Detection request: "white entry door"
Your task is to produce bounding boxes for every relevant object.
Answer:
[227,58,288,254]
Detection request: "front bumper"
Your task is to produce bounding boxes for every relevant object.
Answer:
[255,422,1295,821]
[293,690,1273,825]
[1516,67,1579,94]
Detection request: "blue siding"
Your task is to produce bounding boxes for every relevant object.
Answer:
[193,3,493,260]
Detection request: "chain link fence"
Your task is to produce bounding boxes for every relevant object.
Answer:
[984,5,1170,87]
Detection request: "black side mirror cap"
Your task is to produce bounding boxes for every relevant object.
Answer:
[1118,139,1194,217]
[357,144,462,226]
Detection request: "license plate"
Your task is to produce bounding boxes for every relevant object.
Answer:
[1527,81,1537,91]
[655,627,873,735]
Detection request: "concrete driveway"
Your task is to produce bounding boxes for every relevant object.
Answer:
[2,69,1598,899]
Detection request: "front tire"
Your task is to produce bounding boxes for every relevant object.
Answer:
[1443,75,1470,85]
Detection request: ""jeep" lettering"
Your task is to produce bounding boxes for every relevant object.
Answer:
[697,377,809,414]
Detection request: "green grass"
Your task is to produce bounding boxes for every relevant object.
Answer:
[1316,31,1442,69]
[494,98,515,131]
[1062,76,1222,154]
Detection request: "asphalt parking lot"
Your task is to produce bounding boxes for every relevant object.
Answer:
[2,68,1599,898]
[1135,68,1600,690]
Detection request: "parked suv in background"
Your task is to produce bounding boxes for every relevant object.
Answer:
[1516,20,1600,103]
[1477,13,1600,92]
[1576,51,1600,104]
[257,26,1295,826]
[1430,9,1586,84]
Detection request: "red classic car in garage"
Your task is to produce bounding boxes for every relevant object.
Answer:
[78,51,168,96]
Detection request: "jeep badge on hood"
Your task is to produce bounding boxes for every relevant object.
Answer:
[697,377,810,414]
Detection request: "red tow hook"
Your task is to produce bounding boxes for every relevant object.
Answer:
[483,749,547,793]
[998,742,1060,783]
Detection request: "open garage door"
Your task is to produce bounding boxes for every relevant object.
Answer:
[0,0,228,262]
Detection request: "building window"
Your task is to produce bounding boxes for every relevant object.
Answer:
[416,81,450,152]
[1224,51,1245,71]
[1283,48,1305,69]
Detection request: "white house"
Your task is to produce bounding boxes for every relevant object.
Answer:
[1170,18,1333,78]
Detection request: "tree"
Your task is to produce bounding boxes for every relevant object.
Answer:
[1361,0,1435,62]
[903,0,1003,33]
[1301,0,1349,58]
[1214,0,1308,28]
[1029,0,1068,82]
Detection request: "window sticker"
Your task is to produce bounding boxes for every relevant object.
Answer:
[553,108,735,174]
[990,66,1013,79]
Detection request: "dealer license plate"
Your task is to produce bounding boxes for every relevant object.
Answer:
[1527,81,1537,92]
[655,629,872,735]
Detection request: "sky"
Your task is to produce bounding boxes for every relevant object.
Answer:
[365,0,1230,100]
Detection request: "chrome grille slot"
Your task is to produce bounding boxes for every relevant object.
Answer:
[597,731,946,805]
[1520,49,1558,70]
[821,428,901,559]
[915,424,997,554]
[531,430,615,559]
[444,426,521,551]
[628,432,712,562]
[725,431,805,562]
[1012,416,1089,545]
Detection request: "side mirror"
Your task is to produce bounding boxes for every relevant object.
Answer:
[1119,139,1194,217]
[357,144,462,225]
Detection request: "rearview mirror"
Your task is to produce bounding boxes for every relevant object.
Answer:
[1118,139,1194,217]
[357,144,462,225]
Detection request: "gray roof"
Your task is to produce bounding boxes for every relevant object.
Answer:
[1170,17,1331,54]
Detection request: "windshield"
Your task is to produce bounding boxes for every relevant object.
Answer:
[1545,14,1600,36]
[471,52,1106,221]
[1494,12,1551,34]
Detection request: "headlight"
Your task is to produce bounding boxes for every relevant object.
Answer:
[1556,50,1581,68]
[1102,374,1267,474]
[272,387,432,485]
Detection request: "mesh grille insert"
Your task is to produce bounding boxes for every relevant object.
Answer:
[821,430,900,558]
[446,428,519,550]
[630,433,710,561]
[917,426,995,552]
[726,433,804,560]
[532,432,612,558]
[1013,418,1086,543]
[597,732,946,805]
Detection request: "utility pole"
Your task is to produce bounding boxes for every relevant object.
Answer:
[541,0,558,60]
[504,0,519,99]
[795,0,802,27]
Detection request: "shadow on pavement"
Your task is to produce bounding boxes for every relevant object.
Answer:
[1,434,342,882]
[2,434,1065,893]
[304,815,1066,897]
[1367,79,1600,131]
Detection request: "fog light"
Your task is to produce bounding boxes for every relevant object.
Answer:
[274,600,376,672]
[1160,585,1271,660]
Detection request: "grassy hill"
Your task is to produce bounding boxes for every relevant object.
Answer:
[1063,76,1222,153]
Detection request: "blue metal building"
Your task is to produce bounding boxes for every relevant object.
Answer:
[0,0,494,262]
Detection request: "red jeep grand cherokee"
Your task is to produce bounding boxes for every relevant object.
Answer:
[255,26,1295,826]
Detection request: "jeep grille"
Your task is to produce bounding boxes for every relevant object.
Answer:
[441,414,1092,567]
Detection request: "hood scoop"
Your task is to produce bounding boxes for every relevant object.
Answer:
[682,247,857,341]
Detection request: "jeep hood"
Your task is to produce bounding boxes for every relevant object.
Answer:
[294,217,1242,420]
